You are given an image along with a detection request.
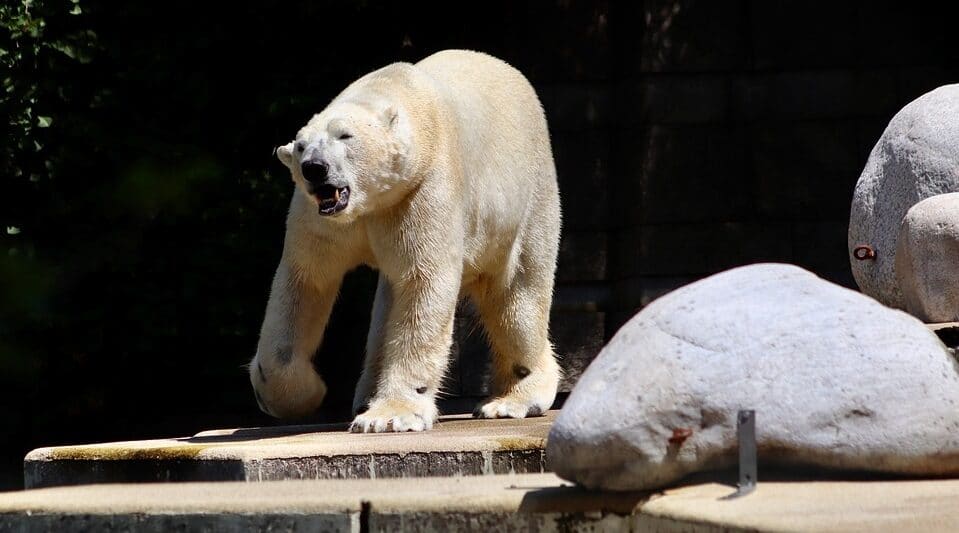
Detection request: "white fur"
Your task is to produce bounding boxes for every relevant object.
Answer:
[249,50,562,431]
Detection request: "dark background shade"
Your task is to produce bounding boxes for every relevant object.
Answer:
[2,0,958,490]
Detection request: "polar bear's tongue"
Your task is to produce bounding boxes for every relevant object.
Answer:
[316,185,350,215]
[318,188,339,210]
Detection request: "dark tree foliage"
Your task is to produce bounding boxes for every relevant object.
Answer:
[0,0,415,489]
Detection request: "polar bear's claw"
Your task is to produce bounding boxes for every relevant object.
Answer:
[474,398,544,419]
[349,398,435,433]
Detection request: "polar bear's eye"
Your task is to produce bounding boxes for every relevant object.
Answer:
[295,141,306,152]
[338,133,353,140]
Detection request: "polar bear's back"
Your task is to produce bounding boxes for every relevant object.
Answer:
[414,50,559,277]
[415,50,555,188]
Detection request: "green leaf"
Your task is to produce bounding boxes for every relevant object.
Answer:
[52,42,76,59]
[37,115,51,127]
[69,5,81,15]
[6,226,21,235]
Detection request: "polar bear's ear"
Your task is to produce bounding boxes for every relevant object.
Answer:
[275,142,295,169]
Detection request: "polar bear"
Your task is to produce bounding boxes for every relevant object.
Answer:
[249,50,561,432]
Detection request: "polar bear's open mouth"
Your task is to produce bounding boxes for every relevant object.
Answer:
[314,185,350,215]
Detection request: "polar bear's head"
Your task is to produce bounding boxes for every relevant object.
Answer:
[276,99,414,221]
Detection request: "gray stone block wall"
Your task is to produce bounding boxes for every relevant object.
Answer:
[442,0,959,396]
[384,1,959,402]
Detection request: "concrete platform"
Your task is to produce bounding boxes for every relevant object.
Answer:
[4,472,959,532]
[638,479,959,532]
[24,412,554,489]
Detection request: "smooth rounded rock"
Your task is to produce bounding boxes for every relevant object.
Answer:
[896,192,959,322]
[849,84,959,309]
[547,263,959,491]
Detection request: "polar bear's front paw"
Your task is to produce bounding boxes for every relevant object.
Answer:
[349,397,437,433]
[473,397,545,419]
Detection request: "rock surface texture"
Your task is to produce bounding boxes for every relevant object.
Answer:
[896,193,959,323]
[547,263,959,491]
[849,84,959,309]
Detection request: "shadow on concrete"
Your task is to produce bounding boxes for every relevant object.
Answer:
[181,421,351,444]
[673,465,952,489]
[933,325,959,348]
[517,483,651,515]
[25,458,249,489]
[512,465,957,512]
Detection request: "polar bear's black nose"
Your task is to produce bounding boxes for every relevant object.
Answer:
[301,160,329,185]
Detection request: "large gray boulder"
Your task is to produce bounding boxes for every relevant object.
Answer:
[849,84,959,309]
[547,263,959,491]
[896,192,959,323]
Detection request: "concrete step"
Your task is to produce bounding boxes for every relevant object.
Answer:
[24,412,554,489]
[3,472,959,532]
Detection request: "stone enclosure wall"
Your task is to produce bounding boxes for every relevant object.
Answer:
[441,1,959,399]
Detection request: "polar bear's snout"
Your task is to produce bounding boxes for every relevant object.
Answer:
[300,159,351,215]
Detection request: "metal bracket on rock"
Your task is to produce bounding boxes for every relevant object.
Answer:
[853,244,876,261]
[722,410,756,500]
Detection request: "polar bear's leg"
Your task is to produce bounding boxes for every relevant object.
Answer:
[352,274,393,415]
[249,259,344,419]
[473,271,561,419]
[349,268,459,433]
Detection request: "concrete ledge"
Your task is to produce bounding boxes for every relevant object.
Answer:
[927,321,959,332]
[928,322,959,349]
[24,412,554,489]
[4,473,959,532]
[0,473,639,532]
